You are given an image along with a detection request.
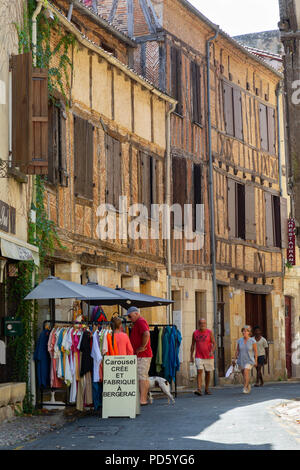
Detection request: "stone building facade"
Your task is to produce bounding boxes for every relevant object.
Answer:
[95,0,289,383]
[36,1,176,332]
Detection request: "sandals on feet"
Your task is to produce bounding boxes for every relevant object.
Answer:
[194,390,202,396]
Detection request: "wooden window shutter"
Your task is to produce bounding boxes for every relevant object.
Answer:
[171,47,182,115]
[245,183,256,241]
[267,107,276,154]
[31,67,48,174]
[151,156,157,208]
[74,115,87,198]
[191,62,201,124]
[227,178,236,237]
[172,157,186,227]
[237,183,245,239]
[193,163,202,230]
[259,103,268,151]
[59,107,68,187]
[140,152,151,214]
[233,88,243,140]
[12,52,33,171]
[223,82,234,136]
[106,134,114,206]
[265,192,274,247]
[113,138,121,210]
[273,195,281,248]
[47,102,59,184]
[85,122,94,200]
[280,197,288,248]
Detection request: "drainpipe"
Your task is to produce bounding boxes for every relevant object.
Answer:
[30,0,45,408]
[206,27,219,386]
[276,81,283,197]
[67,2,74,21]
[166,101,177,324]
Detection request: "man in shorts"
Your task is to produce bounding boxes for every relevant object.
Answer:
[190,318,216,396]
[124,306,152,405]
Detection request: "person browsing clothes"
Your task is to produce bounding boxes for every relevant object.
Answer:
[123,306,152,406]
[111,317,134,355]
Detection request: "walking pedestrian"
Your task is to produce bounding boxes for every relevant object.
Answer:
[190,318,216,396]
[233,325,258,394]
[253,326,268,387]
[124,306,152,406]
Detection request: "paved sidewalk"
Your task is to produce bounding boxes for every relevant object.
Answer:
[2,382,300,450]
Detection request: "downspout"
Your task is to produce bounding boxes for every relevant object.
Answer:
[30,0,45,408]
[276,81,283,197]
[166,101,177,324]
[206,27,219,386]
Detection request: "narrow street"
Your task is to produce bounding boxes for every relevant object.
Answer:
[7,382,300,451]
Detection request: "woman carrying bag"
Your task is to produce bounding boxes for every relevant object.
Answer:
[233,325,258,394]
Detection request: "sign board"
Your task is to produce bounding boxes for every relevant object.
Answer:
[0,201,16,234]
[287,218,296,266]
[4,317,23,337]
[102,355,138,419]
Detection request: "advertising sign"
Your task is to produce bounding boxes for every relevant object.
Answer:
[102,355,138,419]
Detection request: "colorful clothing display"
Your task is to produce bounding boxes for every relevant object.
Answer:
[150,325,182,384]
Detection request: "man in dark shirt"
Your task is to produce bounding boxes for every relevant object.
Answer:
[124,306,152,405]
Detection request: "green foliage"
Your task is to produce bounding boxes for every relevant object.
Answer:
[11,1,68,412]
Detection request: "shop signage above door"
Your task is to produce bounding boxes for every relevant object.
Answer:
[287,217,296,266]
[0,200,16,234]
[102,355,139,419]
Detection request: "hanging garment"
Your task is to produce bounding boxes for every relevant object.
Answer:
[162,326,171,380]
[34,329,51,388]
[49,329,63,388]
[84,371,93,406]
[175,329,182,374]
[0,340,5,365]
[168,326,177,384]
[91,306,107,323]
[149,327,159,376]
[156,327,163,373]
[80,330,93,377]
[92,381,103,411]
[91,331,102,382]
[56,329,65,379]
[61,328,72,386]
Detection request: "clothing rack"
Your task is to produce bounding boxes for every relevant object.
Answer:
[37,319,115,409]
[149,324,178,399]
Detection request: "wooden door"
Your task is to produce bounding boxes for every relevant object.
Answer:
[245,293,267,337]
[285,296,292,378]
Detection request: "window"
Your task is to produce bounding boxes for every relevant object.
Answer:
[48,101,68,186]
[139,152,157,217]
[191,61,202,124]
[73,115,94,200]
[265,193,287,248]
[222,82,243,140]
[105,134,122,210]
[259,104,276,154]
[171,46,182,115]
[228,180,257,241]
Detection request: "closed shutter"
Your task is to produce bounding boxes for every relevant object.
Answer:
[223,82,234,136]
[259,103,268,152]
[233,88,243,140]
[47,103,59,184]
[106,134,114,206]
[268,107,276,154]
[227,178,236,237]
[151,157,157,208]
[245,183,256,241]
[11,52,33,172]
[59,107,68,187]
[113,138,121,210]
[280,197,288,248]
[193,163,202,230]
[265,192,274,247]
[171,47,182,115]
[237,183,245,239]
[31,68,48,174]
[74,115,90,198]
[172,157,186,227]
[85,122,94,200]
[191,61,201,124]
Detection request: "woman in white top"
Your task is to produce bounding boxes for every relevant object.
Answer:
[253,326,268,386]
